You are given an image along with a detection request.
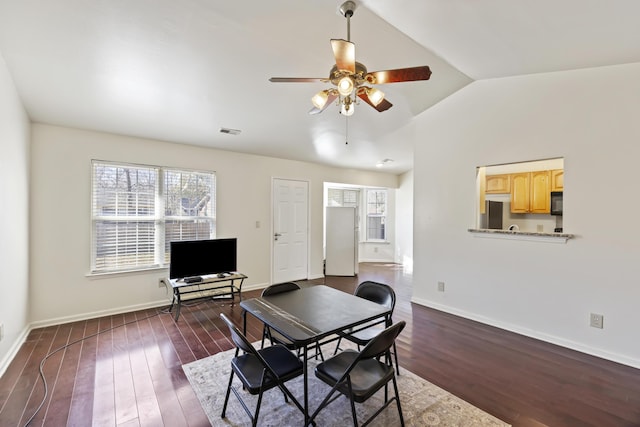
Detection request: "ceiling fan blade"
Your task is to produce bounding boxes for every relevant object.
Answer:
[309,92,338,115]
[269,77,327,83]
[357,92,393,112]
[331,39,355,73]
[365,65,432,84]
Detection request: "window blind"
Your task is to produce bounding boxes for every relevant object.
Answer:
[91,161,215,274]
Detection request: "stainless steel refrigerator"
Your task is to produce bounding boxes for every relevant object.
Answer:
[481,200,503,229]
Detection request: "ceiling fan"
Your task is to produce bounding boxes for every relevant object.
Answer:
[269,1,432,116]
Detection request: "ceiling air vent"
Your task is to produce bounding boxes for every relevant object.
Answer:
[219,127,241,135]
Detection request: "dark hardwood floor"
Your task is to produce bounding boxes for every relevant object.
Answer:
[1,262,639,426]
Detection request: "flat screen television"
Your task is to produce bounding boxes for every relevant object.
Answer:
[169,238,237,279]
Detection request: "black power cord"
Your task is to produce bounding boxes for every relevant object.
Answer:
[22,309,165,427]
[22,281,232,426]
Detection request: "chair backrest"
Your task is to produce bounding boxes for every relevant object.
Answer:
[220,313,285,385]
[261,281,301,297]
[354,281,396,312]
[220,313,259,357]
[358,320,406,361]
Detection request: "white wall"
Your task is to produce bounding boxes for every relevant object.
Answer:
[29,124,398,325]
[0,53,30,373]
[396,170,413,272]
[413,62,640,368]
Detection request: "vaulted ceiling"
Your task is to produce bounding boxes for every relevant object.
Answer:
[1,0,639,174]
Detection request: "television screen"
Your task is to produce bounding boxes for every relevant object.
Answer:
[169,238,237,279]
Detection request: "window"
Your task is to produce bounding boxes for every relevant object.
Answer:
[327,188,359,208]
[91,161,215,274]
[326,187,387,242]
[366,189,386,241]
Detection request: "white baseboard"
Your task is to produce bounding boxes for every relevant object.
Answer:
[29,299,173,330]
[358,258,395,263]
[0,325,31,378]
[241,282,266,292]
[411,296,640,370]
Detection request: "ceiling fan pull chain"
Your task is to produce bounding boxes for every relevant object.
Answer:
[345,116,349,145]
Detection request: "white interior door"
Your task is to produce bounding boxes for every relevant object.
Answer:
[272,179,309,283]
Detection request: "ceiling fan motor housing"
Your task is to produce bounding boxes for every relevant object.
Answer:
[329,62,367,86]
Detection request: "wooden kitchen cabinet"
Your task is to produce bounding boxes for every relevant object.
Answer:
[510,173,530,213]
[485,174,511,193]
[510,171,550,214]
[551,169,564,191]
[530,170,551,213]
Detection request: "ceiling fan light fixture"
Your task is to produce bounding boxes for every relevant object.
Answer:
[311,90,330,109]
[340,97,355,116]
[340,103,354,116]
[268,0,432,117]
[367,87,385,106]
[337,76,354,96]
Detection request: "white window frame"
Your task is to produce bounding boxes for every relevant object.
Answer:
[91,160,216,274]
[327,187,360,208]
[365,188,387,242]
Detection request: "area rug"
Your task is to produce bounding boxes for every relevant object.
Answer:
[183,342,509,427]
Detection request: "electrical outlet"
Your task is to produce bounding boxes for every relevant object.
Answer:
[437,281,445,292]
[590,313,604,329]
[159,278,167,288]
[0,323,4,341]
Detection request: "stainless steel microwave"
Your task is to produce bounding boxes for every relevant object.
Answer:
[550,191,563,216]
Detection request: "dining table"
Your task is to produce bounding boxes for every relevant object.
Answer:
[240,284,392,425]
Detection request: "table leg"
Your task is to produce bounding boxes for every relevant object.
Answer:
[168,290,177,313]
[238,278,245,302]
[242,309,247,335]
[174,291,182,321]
[303,344,309,425]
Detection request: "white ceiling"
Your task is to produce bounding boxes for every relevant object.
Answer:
[1,0,639,174]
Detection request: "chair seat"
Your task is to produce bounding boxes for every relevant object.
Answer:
[341,326,384,346]
[266,328,297,349]
[232,344,303,394]
[315,349,395,403]
[265,326,324,361]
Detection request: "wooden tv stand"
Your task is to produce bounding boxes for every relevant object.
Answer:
[167,272,247,321]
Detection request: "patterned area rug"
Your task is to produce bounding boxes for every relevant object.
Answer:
[183,342,510,427]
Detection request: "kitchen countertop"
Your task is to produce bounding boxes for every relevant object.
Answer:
[468,228,574,242]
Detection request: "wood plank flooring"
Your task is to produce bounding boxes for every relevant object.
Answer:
[1,262,639,426]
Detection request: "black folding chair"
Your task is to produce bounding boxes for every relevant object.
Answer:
[334,281,400,374]
[260,282,324,361]
[220,313,307,427]
[308,321,406,427]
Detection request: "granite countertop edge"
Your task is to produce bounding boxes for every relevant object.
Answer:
[467,228,574,238]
